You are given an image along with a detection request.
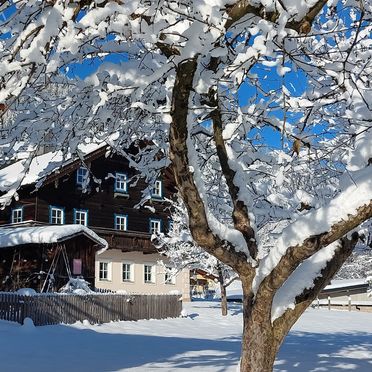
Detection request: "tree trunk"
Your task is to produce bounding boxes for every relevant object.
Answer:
[220,282,228,316]
[217,265,228,316]
[239,286,283,372]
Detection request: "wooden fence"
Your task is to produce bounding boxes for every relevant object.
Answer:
[0,293,182,326]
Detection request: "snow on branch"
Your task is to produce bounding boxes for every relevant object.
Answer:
[254,165,372,292]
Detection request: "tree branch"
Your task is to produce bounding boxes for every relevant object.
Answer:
[209,90,258,258]
[169,58,250,273]
[225,0,328,32]
[257,199,372,303]
[273,234,358,339]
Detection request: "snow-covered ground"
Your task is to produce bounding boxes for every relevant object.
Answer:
[1,301,372,372]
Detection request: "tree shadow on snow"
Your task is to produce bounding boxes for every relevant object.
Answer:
[275,331,372,371]
[2,320,371,372]
[0,324,241,372]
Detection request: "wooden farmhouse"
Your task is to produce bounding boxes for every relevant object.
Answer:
[0,144,190,299]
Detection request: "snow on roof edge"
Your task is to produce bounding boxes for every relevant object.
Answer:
[0,225,108,250]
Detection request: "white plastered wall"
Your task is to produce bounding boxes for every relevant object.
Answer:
[95,249,190,301]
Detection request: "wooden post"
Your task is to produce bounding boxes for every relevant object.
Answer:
[328,296,331,310]
[348,295,351,312]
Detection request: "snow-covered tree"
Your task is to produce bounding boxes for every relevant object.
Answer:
[0,1,372,371]
[335,220,372,279]
[158,197,238,316]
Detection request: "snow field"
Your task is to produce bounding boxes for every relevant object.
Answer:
[0,301,371,371]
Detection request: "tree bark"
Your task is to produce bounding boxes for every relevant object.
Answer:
[240,288,281,372]
[220,282,228,316]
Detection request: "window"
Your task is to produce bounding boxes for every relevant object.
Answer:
[122,262,134,282]
[11,208,23,223]
[98,261,111,281]
[115,214,128,231]
[74,209,88,226]
[165,266,176,285]
[149,219,161,235]
[49,206,64,224]
[115,172,128,193]
[76,167,88,186]
[151,179,162,199]
[144,264,155,283]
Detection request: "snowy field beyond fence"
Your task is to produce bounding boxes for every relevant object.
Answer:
[0,300,371,372]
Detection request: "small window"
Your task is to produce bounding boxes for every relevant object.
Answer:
[99,261,111,281]
[11,208,23,223]
[165,266,176,285]
[149,219,161,235]
[151,180,163,199]
[49,206,64,224]
[74,209,88,226]
[144,264,155,283]
[76,167,88,186]
[122,262,134,282]
[115,173,128,193]
[115,214,128,231]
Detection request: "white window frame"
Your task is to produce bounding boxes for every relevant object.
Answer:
[115,214,128,231]
[50,206,64,224]
[151,179,163,199]
[11,208,23,224]
[115,172,128,193]
[122,262,134,282]
[98,261,112,281]
[76,166,88,187]
[149,219,161,235]
[144,264,156,284]
[74,209,88,226]
[165,266,176,285]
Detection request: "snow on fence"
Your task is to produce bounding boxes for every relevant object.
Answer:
[0,293,182,326]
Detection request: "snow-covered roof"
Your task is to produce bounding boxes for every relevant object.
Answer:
[0,225,108,250]
[0,142,107,193]
[323,279,368,290]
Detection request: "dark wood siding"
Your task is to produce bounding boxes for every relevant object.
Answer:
[0,236,100,291]
[30,154,174,232]
[0,196,36,224]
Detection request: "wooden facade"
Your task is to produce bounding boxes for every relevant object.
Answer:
[0,147,177,291]
[0,234,103,291]
[0,148,175,251]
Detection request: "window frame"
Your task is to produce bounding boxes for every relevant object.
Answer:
[11,207,23,224]
[73,209,88,226]
[149,218,162,235]
[49,206,65,225]
[114,214,128,231]
[151,179,163,199]
[122,262,134,282]
[144,263,156,284]
[98,261,112,282]
[76,166,89,187]
[114,172,128,193]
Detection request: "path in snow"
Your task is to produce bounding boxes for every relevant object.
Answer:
[0,301,371,371]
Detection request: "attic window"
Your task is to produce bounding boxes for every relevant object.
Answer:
[115,172,128,193]
[76,167,88,187]
[151,180,163,199]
